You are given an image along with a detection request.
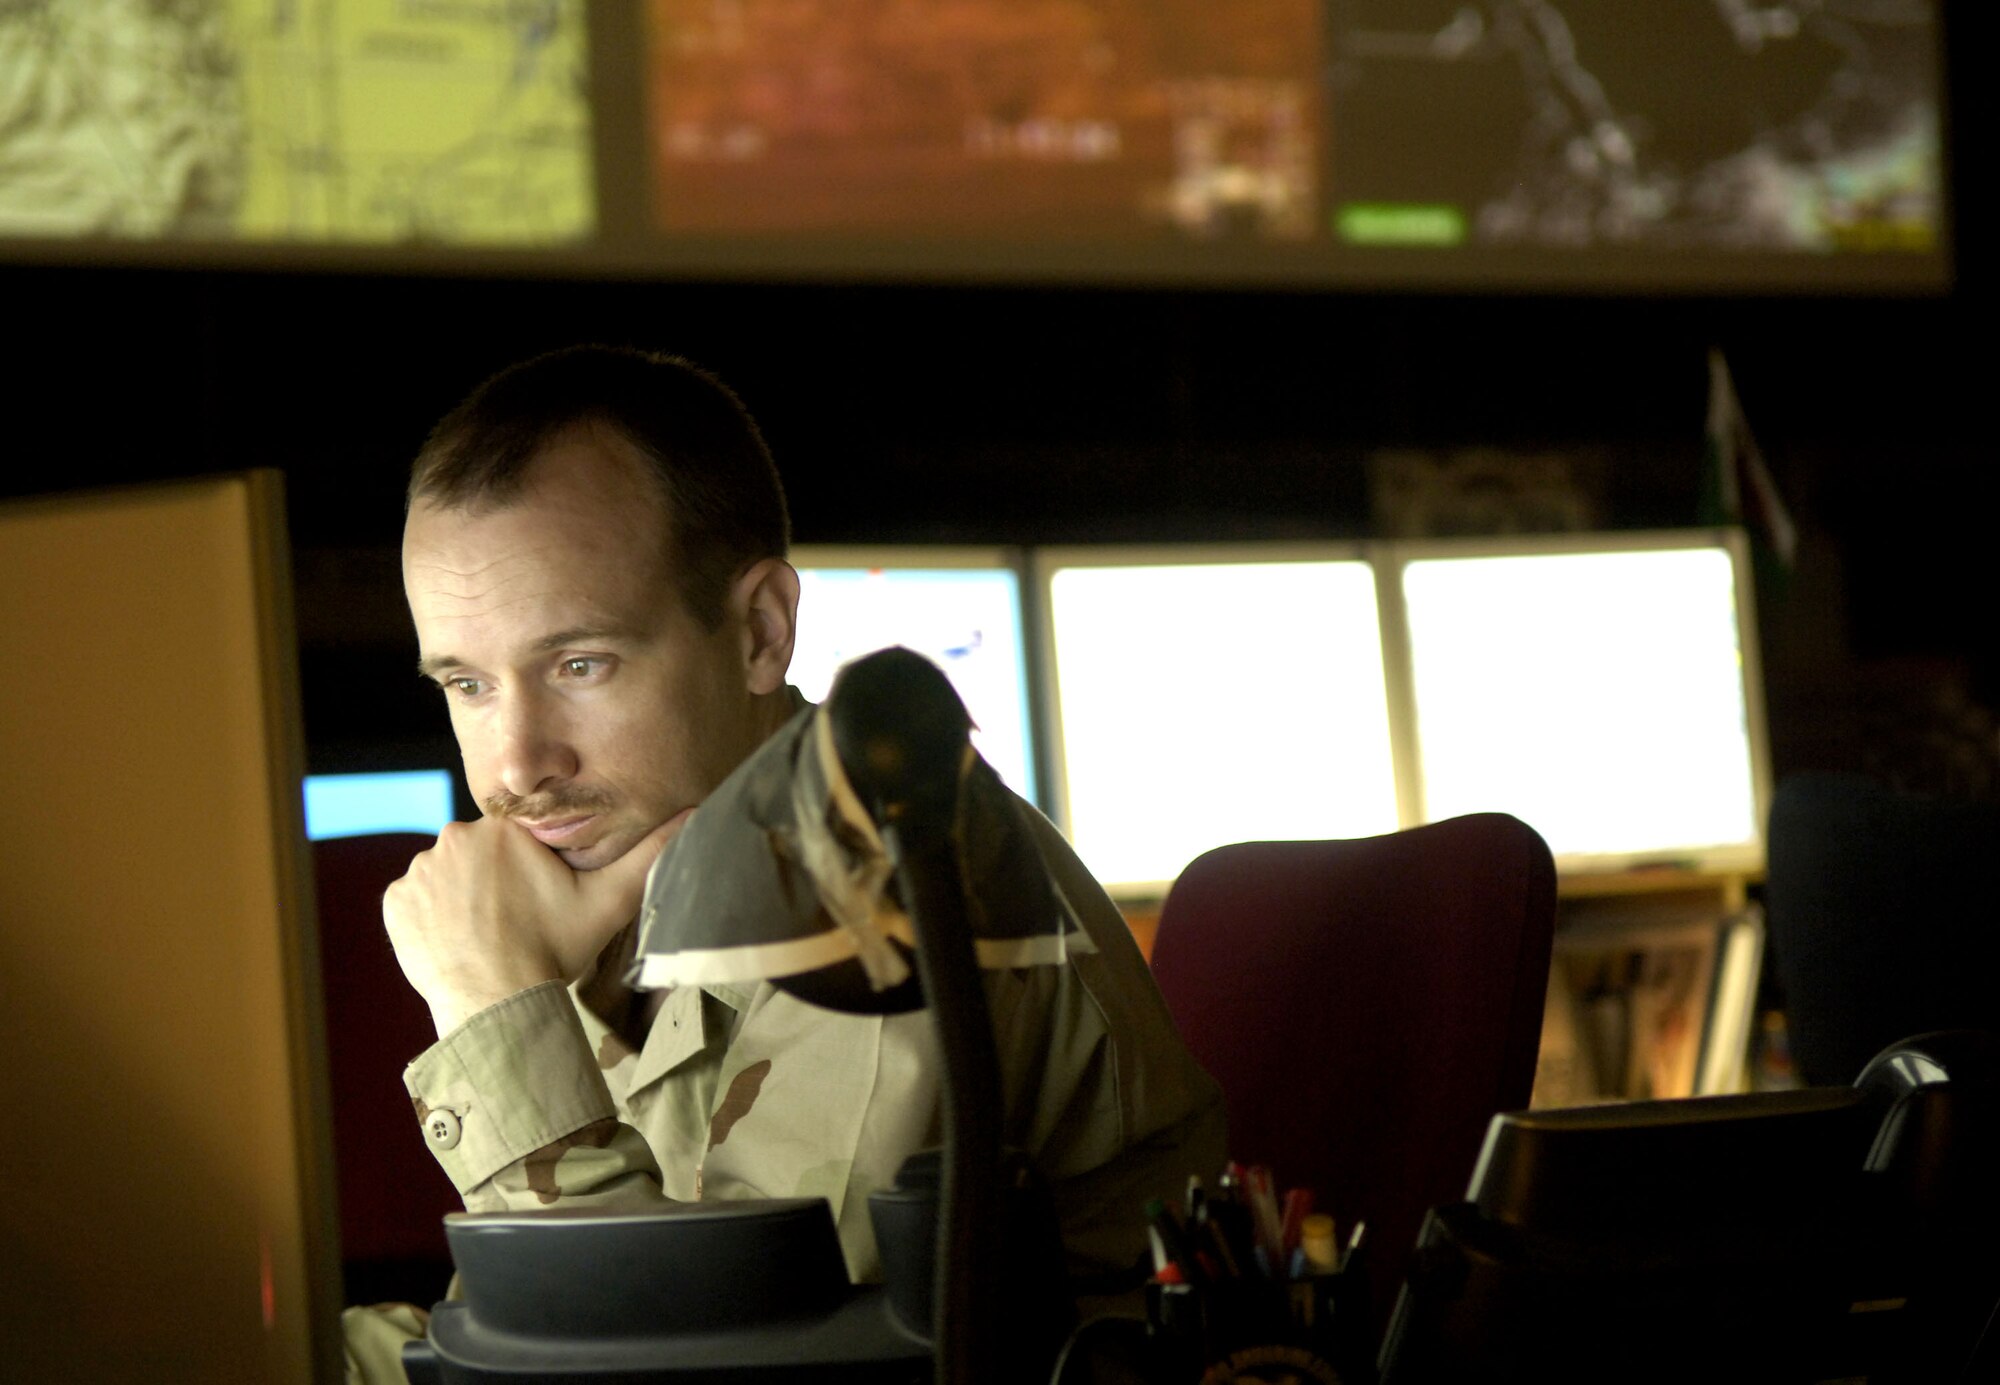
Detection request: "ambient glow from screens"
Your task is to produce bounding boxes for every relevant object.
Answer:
[1047,560,1399,895]
[791,567,1036,803]
[302,770,456,842]
[1401,546,1761,863]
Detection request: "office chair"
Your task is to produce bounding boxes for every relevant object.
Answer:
[312,831,461,1306]
[1855,1028,2000,1384]
[1148,813,1557,1343]
[1764,772,2000,1089]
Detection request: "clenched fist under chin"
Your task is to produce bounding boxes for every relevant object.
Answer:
[383,809,690,1037]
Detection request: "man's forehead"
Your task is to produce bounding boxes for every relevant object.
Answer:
[410,431,664,534]
[403,537,675,673]
[406,499,678,637]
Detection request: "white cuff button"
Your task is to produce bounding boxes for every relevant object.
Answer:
[424,1108,462,1151]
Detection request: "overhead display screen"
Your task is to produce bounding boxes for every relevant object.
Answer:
[0,1,1949,291]
[1319,0,1942,261]
[645,0,1322,243]
[643,0,1944,271]
[0,0,595,244]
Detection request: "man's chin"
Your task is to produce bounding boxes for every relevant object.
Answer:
[555,807,695,873]
[556,841,622,872]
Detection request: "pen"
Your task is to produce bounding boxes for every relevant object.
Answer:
[1244,1164,1286,1268]
[1144,1197,1209,1290]
[1279,1187,1314,1259]
[1206,1176,1258,1275]
[1199,1210,1242,1279]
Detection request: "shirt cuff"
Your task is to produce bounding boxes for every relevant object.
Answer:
[403,980,618,1194]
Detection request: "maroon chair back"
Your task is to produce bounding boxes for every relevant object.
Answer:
[312,832,459,1302]
[1148,813,1556,1339]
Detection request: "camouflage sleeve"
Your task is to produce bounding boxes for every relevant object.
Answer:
[342,1302,428,1385]
[403,979,672,1214]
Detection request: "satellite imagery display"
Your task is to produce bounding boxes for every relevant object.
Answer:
[0,0,594,243]
[1323,1,1943,255]
[641,0,1944,260]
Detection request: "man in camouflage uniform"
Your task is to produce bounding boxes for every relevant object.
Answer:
[342,345,1226,1382]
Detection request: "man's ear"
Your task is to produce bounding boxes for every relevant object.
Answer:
[732,557,799,696]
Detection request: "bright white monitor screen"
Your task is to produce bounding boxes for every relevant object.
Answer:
[1045,554,1400,897]
[790,554,1037,804]
[302,770,456,841]
[1400,541,1764,868]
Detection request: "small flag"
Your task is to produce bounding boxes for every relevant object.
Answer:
[1703,346,1798,571]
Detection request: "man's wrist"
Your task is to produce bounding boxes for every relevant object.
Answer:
[429,978,559,1039]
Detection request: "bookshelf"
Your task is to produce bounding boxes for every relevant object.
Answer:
[1530,869,1766,1108]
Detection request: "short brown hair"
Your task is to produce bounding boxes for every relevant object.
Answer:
[408,345,791,628]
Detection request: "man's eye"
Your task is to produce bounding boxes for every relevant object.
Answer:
[560,657,601,678]
[443,677,483,698]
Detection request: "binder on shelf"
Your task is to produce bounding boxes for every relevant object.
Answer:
[1695,906,1768,1097]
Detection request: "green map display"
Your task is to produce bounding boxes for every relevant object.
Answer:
[0,0,594,244]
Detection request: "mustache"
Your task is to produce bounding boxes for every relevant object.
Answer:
[483,785,616,821]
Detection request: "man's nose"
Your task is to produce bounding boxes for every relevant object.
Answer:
[492,689,579,799]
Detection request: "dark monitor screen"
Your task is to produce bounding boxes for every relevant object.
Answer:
[1378,1088,1889,1382]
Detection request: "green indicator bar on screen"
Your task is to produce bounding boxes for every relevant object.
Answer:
[1335,203,1468,246]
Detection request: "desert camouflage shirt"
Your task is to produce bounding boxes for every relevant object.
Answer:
[400,701,1227,1287]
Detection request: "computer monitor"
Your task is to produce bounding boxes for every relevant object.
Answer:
[789,546,1039,807]
[0,6,1950,294]
[1036,545,1402,899]
[1390,528,1771,874]
[303,768,457,841]
[1378,1086,1888,1382]
[0,472,340,1382]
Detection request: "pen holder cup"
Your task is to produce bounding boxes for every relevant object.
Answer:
[1143,1256,1374,1385]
